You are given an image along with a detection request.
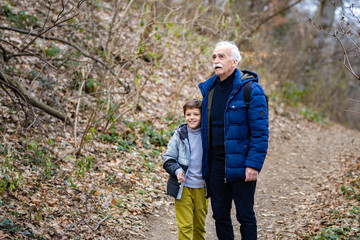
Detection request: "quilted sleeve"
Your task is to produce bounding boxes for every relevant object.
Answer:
[245,82,269,172]
[163,131,182,175]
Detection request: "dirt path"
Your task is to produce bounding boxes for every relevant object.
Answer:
[143,114,360,239]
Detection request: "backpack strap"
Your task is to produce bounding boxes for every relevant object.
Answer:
[244,81,252,110]
[244,81,252,141]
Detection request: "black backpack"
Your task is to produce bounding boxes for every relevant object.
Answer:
[244,81,269,118]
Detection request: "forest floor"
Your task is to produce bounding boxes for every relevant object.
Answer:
[143,110,360,240]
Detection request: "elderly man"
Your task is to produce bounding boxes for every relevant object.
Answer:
[198,41,269,240]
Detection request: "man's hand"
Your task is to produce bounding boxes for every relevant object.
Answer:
[177,170,185,183]
[245,167,258,182]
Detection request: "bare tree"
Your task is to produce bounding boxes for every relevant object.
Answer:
[311,0,359,80]
[0,0,131,129]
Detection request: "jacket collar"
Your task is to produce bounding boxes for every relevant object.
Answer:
[177,123,188,141]
[198,69,259,96]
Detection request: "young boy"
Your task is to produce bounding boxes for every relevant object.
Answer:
[163,98,207,240]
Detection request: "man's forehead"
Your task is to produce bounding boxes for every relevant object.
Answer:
[213,46,231,55]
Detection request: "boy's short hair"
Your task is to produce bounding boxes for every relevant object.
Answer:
[183,98,202,115]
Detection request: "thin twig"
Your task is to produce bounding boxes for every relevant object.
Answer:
[71,90,129,99]
[94,216,109,231]
[246,0,303,38]
[76,109,95,155]
[21,0,85,51]
[0,38,21,50]
[343,110,360,114]
[107,0,135,56]
[333,30,359,80]
[29,63,47,91]
[312,19,360,81]
[74,80,85,148]
[105,107,132,133]
[75,65,92,147]
[0,83,16,106]
[348,99,360,103]
[6,53,57,69]
[105,0,122,54]
[21,0,51,50]
[0,77,29,118]
[21,14,79,52]
[81,218,95,232]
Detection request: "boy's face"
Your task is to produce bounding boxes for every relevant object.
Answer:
[185,108,201,130]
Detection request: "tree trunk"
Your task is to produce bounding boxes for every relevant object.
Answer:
[313,0,339,47]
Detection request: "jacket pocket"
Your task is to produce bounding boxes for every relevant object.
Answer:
[167,175,180,198]
[227,100,247,124]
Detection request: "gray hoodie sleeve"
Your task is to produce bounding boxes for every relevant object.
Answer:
[163,131,183,175]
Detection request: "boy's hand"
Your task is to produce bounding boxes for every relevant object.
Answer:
[177,171,185,183]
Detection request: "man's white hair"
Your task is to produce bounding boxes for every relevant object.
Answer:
[215,41,242,66]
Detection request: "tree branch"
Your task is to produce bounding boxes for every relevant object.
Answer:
[0,25,130,91]
[21,14,79,52]
[246,0,303,38]
[0,71,73,126]
[333,30,360,80]
[311,19,360,81]
[0,43,8,62]
[0,38,21,51]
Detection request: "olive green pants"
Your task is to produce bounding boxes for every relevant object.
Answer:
[175,187,208,240]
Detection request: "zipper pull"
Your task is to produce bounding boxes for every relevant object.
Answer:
[224,178,227,183]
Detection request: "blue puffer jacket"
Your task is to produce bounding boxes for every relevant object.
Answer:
[198,69,269,182]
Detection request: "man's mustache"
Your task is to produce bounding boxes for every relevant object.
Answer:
[214,63,223,69]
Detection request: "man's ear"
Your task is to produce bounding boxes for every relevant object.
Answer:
[232,59,238,68]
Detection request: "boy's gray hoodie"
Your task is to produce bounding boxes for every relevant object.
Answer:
[163,123,190,199]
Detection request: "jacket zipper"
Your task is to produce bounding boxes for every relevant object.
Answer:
[223,82,243,183]
[223,107,227,183]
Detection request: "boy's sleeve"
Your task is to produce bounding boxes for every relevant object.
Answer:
[163,131,182,175]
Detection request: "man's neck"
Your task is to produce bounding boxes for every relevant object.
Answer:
[219,69,236,81]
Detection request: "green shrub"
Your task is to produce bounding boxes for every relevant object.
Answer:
[0,156,23,192]
[341,172,360,200]
[0,217,23,234]
[85,78,100,93]
[314,226,355,240]
[99,130,119,143]
[311,173,360,239]
[3,5,39,29]
[301,107,326,124]
[44,47,61,57]
[116,120,171,152]
[75,156,93,177]
[139,120,169,148]
[281,81,305,107]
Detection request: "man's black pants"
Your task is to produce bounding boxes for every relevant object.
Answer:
[209,160,257,240]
